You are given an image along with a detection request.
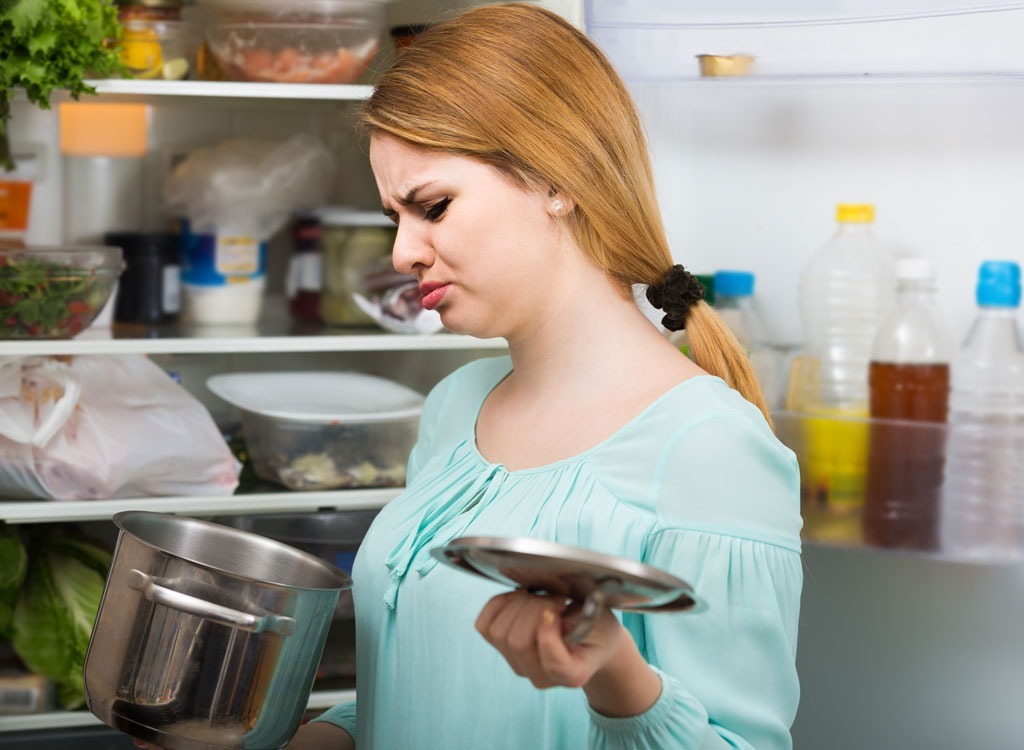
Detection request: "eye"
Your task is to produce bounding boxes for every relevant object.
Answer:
[424,197,451,222]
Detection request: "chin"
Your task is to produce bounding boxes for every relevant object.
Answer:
[438,311,494,340]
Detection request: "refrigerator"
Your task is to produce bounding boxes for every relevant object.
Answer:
[3,1,1023,748]
[584,1,1024,748]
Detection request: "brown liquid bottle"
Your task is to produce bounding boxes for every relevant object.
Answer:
[865,258,951,550]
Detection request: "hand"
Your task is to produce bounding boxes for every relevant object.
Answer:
[131,722,354,750]
[475,589,662,717]
[474,589,625,688]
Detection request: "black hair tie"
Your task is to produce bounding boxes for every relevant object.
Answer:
[645,264,705,331]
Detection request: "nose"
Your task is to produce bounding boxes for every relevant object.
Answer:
[390,222,432,277]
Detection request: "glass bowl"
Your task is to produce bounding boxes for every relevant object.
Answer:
[0,246,123,339]
[197,0,388,84]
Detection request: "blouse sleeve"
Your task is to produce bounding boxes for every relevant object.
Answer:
[590,412,803,750]
[308,701,357,740]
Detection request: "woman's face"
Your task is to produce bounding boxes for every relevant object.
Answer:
[369,133,574,339]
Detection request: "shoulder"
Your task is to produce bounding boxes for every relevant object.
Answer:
[598,376,803,549]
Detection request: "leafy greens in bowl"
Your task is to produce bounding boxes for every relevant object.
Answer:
[0,246,124,339]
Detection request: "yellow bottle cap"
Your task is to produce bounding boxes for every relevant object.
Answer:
[836,204,875,223]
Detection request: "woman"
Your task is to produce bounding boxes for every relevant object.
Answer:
[140,3,802,749]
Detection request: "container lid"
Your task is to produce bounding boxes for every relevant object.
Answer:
[713,270,754,297]
[206,371,425,422]
[836,203,874,223]
[894,256,936,281]
[314,206,395,228]
[976,259,1022,307]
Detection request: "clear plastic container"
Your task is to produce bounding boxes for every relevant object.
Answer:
[206,371,424,492]
[865,257,951,551]
[792,203,894,539]
[196,0,389,83]
[941,260,1024,561]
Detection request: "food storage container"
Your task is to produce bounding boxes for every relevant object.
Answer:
[105,231,181,324]
[116,0,200,80]
[206,371,424,491]
[0,246,123,339]
[317,207,396,326]
[196,0,390,84]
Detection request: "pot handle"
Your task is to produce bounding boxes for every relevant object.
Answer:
[562,578,619,645]
[126,569,296,636]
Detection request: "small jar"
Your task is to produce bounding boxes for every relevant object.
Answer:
[116,0,182,22]
[105,231,181,324]
[317,209,397,327]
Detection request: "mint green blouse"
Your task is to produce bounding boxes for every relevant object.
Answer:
[313,356,803,749]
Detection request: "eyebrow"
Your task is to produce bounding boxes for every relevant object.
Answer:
[381,183,433,217]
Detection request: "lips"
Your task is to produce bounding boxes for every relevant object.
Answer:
[419,282,450,311]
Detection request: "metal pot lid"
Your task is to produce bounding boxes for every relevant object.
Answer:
[430,536,706,614]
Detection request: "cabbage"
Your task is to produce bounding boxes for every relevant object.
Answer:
[0,522,27,639]
[11,531,111,709]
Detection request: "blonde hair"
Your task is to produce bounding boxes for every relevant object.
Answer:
[361,3,769,421]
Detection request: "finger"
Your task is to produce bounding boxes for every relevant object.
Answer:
[475,590,525,643]
[499,595,565,687]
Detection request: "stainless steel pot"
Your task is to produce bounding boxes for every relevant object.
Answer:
[84,511,351,750]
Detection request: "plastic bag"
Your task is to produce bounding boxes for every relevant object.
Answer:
[164,134,336,239]
[351,258,445,335]
[0,355,240,500]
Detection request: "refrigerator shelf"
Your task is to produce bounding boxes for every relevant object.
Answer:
[0,488,399,525]
[80,79,374,102]
[1,326,507,356]
[0,689,356,734]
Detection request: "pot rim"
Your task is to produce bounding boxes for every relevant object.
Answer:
[113,510,352,592]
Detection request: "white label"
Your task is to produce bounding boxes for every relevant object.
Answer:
[163,264,182,313]
[214,235,260,275]
[295,254,322,291]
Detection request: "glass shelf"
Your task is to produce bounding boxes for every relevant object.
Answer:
[773,410,1024,566]
[2,323,507,356]
[0,688,356,733]
[82,78,373,101]
[0,487,400,525]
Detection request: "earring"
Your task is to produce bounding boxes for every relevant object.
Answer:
[550,198,565,214]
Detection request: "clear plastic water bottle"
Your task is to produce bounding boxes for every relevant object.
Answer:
[713,270,782,410]
[793,203,895,539]
[941,260,1024,561]
[865,257,951,551]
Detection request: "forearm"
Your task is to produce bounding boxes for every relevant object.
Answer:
[289,722,354,750]
[582,627,662,718]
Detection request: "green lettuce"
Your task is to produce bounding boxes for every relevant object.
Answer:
[11,530,112,709]
[0,0,125,169]
[0,522,28,639]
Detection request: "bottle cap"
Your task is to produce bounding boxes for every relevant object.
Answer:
[976,260,1022,307]
[895,256,936,281]
[713,270,755,297]
[836,204,875,223]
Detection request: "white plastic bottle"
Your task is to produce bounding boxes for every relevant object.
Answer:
[793,203,895,536]
[713,270,781,410]
[941,260,1024,561]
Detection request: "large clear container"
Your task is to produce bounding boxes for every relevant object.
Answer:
[791,203,894,541]
[196,0,389,83]
[865,257,951,551]
[206,371,424,491]
[941,260,1024,561]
